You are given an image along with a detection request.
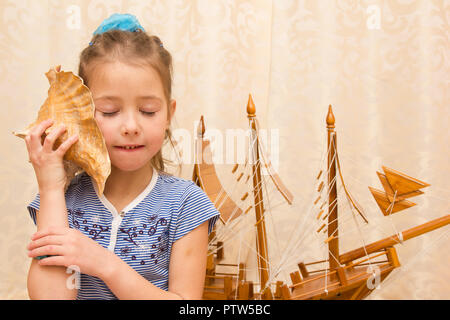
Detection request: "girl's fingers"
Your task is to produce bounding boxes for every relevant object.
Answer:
[35,255,67,267]
[28,244,65,259]
[29,119,54,150]
[27,235,65,250]
[56,134,78,157]
[24,134,32,157]
[42,124,67,153]
[27,119,76,160]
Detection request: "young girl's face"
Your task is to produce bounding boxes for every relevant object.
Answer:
[89,61,175,173]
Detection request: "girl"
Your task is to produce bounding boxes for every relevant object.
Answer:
[25,13,220,300]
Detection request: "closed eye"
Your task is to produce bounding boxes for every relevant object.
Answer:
[102,111,117,116]
[99,110,156,116]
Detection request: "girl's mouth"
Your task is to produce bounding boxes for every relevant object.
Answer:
[115,145,144,151]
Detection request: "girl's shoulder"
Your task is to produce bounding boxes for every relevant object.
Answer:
[68,171,90,188]
[156,172,206,202]
[64,171,93,197]
[158,172,193,187]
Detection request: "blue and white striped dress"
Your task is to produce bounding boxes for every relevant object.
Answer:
[27,169,220,299]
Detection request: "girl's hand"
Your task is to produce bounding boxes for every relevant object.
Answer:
[25,119,78,193]
[27,227,113,279]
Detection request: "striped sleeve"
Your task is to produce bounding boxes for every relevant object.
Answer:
[173,183,220,242]
[27,193,41,226]
[25,174,82,226]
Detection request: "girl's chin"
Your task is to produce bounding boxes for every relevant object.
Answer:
[110,162,152,173]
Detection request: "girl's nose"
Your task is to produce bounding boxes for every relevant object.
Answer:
[121,112,140,136]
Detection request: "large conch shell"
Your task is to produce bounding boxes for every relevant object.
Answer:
[13,66,110,194]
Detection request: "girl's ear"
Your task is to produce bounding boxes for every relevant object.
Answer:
[167,99,176,124]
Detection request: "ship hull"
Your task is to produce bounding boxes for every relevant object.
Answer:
[289,263,396,300]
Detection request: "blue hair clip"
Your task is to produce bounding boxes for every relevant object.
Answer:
[89,13,164,48]
[92,13,145,36]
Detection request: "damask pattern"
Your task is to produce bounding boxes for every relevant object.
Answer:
[1,0,448,299]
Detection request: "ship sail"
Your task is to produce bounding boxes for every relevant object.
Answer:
[369,166,430,216]
[192,116,243,224]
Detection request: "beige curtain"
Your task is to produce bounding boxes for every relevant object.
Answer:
[1,0,448,299]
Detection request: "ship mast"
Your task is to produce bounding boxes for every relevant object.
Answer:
[326,105,340,271]
[247,94,273,300]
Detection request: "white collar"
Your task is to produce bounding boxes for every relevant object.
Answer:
[91,167,159,216]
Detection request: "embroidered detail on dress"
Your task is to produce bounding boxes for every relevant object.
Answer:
[68,208,109,240]
[121,246,132,256]
[87,224,109,240]
[68,208,85,229]
[120,227,139,246]
[148,214,158,224]
[118,217,169,266]
[153,227,169,265]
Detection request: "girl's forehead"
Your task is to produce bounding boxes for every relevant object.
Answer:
[88,61,165,97]
[91,60,158,82]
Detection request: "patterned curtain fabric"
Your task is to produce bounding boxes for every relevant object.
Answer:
[0,0,448,299]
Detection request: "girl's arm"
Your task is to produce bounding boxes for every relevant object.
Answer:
[27,191,78,300]
[25,119,79,300]
[101,221,209,299]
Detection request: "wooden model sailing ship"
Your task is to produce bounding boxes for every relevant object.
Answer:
[192,96,450,300]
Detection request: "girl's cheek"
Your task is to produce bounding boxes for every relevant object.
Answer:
[93,114,109,135]
[101,129,114,146]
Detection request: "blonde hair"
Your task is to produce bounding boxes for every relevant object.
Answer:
[78,29,175,173]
